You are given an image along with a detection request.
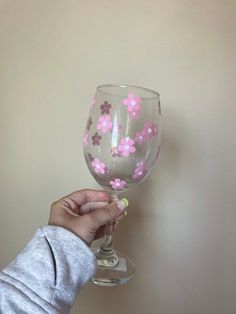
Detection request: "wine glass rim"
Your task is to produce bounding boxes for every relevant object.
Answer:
[97,84,160,99]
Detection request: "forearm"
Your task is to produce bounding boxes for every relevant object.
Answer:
[0,226,96,313]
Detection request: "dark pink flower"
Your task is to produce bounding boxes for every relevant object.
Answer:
[87,153,94,162]
[86,117,92,130]
[100,101,112,115]
[92,132,102,145]
[118,137,136,157]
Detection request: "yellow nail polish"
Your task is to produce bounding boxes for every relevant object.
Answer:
[121,198,129,208]
[124,210,128,216]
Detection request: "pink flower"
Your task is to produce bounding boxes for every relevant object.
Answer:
[92,158,106,174]
[110,178,127,190]
[118,137,136,157]
[92,132,102,145]
[97,115,113,133]
[143,122,157,139]
[133,160,147,180]
[87,152,94,162]
[123,93,141,112]
[128,110,140,120]
[100,101,112,115]
[111,147,121,157]
[123,93,141,120]
[83,133,88,146]
[135,130,146,145]
[86,117,92,130]
[90,98,96,109]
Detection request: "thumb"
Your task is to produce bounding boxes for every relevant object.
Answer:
[88,198,129,229]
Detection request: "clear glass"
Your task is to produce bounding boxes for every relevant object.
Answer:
[83,84,161,286]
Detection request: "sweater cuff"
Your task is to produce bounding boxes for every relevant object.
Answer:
[41,226,96,310]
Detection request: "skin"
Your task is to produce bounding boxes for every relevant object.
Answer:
[48,189,127,246]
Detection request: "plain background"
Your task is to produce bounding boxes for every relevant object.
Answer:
[0,1,236,313]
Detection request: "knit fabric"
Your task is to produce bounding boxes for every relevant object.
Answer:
[0,226,96,313]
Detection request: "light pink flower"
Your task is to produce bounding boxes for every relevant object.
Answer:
[91,98,96,109]
[123,93,141,112]
[128,110,140,120]
[110,178,127,190]
[135,130,146,145]
[118,137,136,157]
[111,147,121,157]
[83,133,88,146]
[123,93,141,120]
[92,158,106,174]
[133,160,147,180]
[97,115,113,133]
[143,122,157,139]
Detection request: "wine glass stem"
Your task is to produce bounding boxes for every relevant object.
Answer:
[95,195,119,268]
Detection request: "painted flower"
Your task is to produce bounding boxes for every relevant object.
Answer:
[97,115,113,133]
[92,158,106,174]
[83,133,88,146]
[111,147,121,157]
[100,101,112,115]
[87,152,94,162]
[123,93,141,120]
[123,93,141,112]
[135,130,146,145]
[143,122,157,139]
[86,117,92,131]
[118,137,136,157]
[92,132,102,145]
[133,160,147,180]
[129,110,140,120]
[91,98,96,109]
[110,178,127,190]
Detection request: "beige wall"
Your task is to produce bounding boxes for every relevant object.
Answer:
[0,0,236,313]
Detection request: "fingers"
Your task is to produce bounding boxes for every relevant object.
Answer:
[79,201,109,214]
[55,189,110,214]
[87,198,129,230]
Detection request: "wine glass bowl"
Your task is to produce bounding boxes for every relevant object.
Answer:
[83,84,161,286]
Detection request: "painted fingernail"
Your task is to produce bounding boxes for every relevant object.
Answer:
[124,210,128,216]
[116,198,129,211]
[115,220,119,225]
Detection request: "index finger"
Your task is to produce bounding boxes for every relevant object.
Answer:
[65,189,110,206]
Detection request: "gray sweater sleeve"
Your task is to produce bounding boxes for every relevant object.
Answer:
[0,226,96,313]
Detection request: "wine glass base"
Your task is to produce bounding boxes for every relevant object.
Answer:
[90,250,135,287]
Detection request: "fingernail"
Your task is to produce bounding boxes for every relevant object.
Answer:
[115,220,119,225]
[124,210,128,216]
[116,198,129,211]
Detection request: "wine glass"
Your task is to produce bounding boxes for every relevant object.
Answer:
[83,84,161,286]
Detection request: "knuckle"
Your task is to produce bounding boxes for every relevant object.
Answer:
[104,204,117,219]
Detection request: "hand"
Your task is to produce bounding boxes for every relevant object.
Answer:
[48,189,128,246]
